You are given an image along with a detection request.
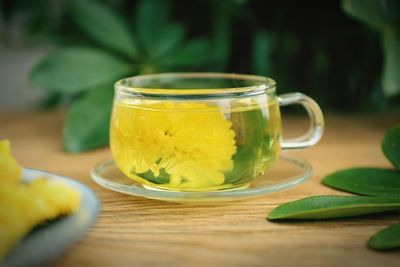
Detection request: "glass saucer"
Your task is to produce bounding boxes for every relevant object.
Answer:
[91,155,312,204]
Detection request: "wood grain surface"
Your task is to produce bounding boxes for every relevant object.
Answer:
[1,110,400,267]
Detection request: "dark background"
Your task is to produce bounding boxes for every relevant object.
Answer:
[0,0,398,112]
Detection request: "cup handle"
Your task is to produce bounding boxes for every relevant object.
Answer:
[278,93,324,149]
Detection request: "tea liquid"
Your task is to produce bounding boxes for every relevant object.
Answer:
[110,98,282,191]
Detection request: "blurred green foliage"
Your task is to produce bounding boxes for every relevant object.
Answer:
[1,0,399,152]
[343,0,400,98]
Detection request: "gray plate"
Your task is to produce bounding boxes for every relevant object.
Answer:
[2,169,100,267]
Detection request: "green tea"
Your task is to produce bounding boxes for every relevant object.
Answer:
[110,97,282,191]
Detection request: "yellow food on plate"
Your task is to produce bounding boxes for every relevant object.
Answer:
[0,140,22,184]
[0,140,81,261]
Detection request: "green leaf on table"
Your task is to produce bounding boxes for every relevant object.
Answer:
[341,0,390,30]
[68,0,139,59]
[63,83,114,153]
[322,168,400,196]
[160,39,210,68]
[267,195,400,220]
[382,30,400,96]
[30,47,132,93]
[382,124,400,169]
[368,222,400,250]
[252,31,275,75]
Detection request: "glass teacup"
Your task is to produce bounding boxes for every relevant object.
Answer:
[110,73,324,192]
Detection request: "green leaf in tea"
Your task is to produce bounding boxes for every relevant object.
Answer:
[224,147,256,184]
[382,124,400,169]
[30,47,132,93]
[322,168,400,197]
[63,83,114,153]
[267,195,400,220]
[368,223,400,250]
[225,107,271,184]
[68,0,139,59]
[135,168,170,185]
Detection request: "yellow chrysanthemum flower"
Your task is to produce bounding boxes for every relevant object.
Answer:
[0,140,22,184]
[111,101,237,190]
[0,140,81,260]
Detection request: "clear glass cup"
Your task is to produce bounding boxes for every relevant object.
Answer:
[110,73,324,192]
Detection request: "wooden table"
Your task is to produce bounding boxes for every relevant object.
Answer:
[1,111,400,267]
